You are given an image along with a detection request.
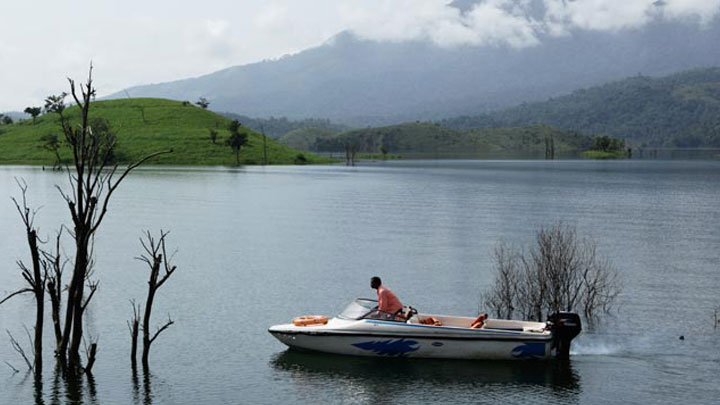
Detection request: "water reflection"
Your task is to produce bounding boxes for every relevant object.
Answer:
[270,350,580,404]
[131,367,154,405]
[33,372,43,405]
[8,365,101,405]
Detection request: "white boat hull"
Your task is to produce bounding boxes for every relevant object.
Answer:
[269,318,555,360]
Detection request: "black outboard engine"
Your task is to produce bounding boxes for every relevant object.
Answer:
[547,312,582,360]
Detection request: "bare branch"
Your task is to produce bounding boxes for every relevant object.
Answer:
[149,317,174,344]
[82,333,99,374]
[7,330,33,371]
[4,361,19,373]
[0,289,33,306]
[90,150,172,235]
[82,280,99,312]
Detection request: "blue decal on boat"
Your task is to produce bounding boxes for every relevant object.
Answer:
[511,342,546,359]
[352,338,420,357]
[431,342,444,347]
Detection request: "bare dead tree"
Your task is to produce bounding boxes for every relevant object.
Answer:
[483,243,519,319]
[484,222,622,321]
[533,223,585,314]
[345,143,358,166]
[518,253,546,321]
[261,124,268,165]
[128,300,141,369]
[43,228,66,351]
[44,64,171,370]
[136,230,177,368]
[581,255,621,317]
[0,179,47,373]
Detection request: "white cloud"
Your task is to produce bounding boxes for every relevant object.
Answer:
[661,0,720,24]
[341,0,541,48]
[344,0,720,46]
[542,0,654,32]
[206,19,229,37]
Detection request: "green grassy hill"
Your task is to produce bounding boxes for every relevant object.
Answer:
[0,98,332,165]
[283,122,594,158]
[440,67,720,147]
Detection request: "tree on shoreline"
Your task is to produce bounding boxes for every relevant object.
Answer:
[226,120,248,165]
[40,132,63,169]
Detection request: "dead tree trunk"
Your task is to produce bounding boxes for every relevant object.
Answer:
[128,301,140,368]
[44,65,171,371]
[44,229,65,351]
[0,180,46,373]
[261,124,268,165]
[137,231,177,369]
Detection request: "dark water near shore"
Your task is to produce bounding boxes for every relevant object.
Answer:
[1,160,719,404]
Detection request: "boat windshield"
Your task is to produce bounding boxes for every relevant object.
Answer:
[338,298,378,320]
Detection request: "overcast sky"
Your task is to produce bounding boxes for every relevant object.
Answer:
[1,0,719,111]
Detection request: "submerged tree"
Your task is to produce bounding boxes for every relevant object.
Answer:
[131,230,177,369]
[484,222,621,321]
[345,142,358,166]
[0,180,46,373]
[45,65,171,371]
[483,243,519,320]
[44,228,66,350]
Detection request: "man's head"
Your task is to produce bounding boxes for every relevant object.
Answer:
[370,276,382,289]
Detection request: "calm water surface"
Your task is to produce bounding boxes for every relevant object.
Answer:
[0,160,719,404]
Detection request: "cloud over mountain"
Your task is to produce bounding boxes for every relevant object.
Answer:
[343,0,720,48]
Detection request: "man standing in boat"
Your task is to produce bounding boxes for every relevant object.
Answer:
[371,276,405,320]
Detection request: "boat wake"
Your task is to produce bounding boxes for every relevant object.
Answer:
[570,340,622,356]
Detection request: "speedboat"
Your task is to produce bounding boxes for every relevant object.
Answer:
[268,298,581,360]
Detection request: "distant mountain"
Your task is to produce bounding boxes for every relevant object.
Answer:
[281,122,592,158]
[440,68,720,147]
[112,18,720,127]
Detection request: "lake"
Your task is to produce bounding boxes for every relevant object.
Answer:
[1,160,719,404]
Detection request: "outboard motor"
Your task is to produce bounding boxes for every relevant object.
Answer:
[547,312,582,360]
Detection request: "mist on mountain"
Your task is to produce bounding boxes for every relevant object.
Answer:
[113,2,720,126]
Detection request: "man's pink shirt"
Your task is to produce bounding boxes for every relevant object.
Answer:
[377,285,403,314]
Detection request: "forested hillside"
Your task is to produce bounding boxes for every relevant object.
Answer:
[441,68,720,147]
[220,112,348,139]
[282,122,593,158]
